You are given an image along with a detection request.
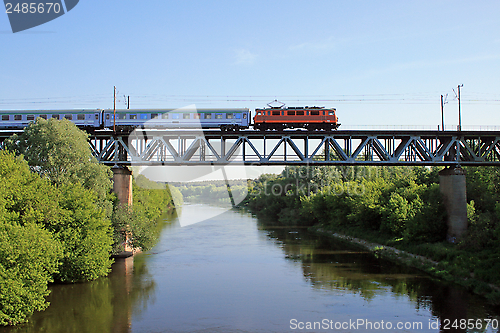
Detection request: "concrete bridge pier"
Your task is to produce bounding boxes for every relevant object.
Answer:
[112,166,134,254]
[112,166,133,207]
[439,167,468,242]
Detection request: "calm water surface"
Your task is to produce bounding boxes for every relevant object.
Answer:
[3,204,500,332]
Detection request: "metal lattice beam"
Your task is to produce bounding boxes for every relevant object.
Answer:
[85,130,500,166]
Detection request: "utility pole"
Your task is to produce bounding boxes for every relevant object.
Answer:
[113,86,116,133]
[440,93,448,131]
[127,95,130,110]
[441,95,444,131]
[457,84,463,131]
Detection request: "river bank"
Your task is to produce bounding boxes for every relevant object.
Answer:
[310,225,500,304]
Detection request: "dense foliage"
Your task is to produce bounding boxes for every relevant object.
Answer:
[175,179,248,205]
[4,118,114,218]
[0,152,63,325]
[1,119,182,326]
[4,119,114,283]
[245,165,447,242]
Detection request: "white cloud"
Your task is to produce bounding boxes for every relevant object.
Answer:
[233,48,258,65]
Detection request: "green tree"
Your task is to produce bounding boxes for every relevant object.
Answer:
[0,220,62,326]
[0,151,63,326]
[4,120,114,282]
[4,118,113,218]
[53,183,113,282]
[245,165,447,243]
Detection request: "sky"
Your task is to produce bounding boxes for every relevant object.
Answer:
[1,1,500,129]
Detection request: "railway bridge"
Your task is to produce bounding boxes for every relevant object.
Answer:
[91,128,500,241]
[3,128,500,241]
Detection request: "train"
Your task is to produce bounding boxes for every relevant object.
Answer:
[0,105,339,131]
[254,105,339,131]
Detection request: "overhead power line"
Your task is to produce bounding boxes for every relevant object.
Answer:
[0,92,499,108]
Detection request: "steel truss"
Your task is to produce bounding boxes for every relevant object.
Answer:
[88,130,500,166]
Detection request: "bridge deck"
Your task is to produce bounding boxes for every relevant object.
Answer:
[81,129,500,166]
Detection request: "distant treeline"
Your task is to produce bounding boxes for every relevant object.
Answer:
[171,179,248,204]
[0,118,182,326]
[241,165,500,301]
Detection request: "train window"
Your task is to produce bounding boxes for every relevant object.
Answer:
[162,113,169,119]
[27,115,35,121]
[311,110,320,116]
[243,113,247,119]
[215,114,223,119]
[40,115,47,120]
[65,114,73,120]
[287,111,295,116]
[77,114,85,120]
[272,110,280,116]
[171,114,180,119]
[234,113,241,119]
[52,114,59,120]
[227,113,233,119]
[151,113,158,119]
[204,113,212,119]
[95,114,99,120]
[296,111,304,116]
[1,115,9,121]
[193,113,201,119]
[328,110,335,115]
[106,114,110,120]
[130,114,137,120]
[183,113,190,119]
[14,115,22,121]
[140,114,148,120]
[119,114,126,120]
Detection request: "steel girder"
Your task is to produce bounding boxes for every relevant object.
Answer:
[86,129,500,166]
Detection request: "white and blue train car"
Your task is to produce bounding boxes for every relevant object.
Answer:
[103,108,250,130]
[0,110,102,129]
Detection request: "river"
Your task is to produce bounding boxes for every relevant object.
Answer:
[3,204,500,332]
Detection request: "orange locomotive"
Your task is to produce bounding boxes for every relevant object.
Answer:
[253,105,340,131]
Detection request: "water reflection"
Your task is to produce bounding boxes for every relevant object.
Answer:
[260,221,500,332]
[1,255,156,333]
